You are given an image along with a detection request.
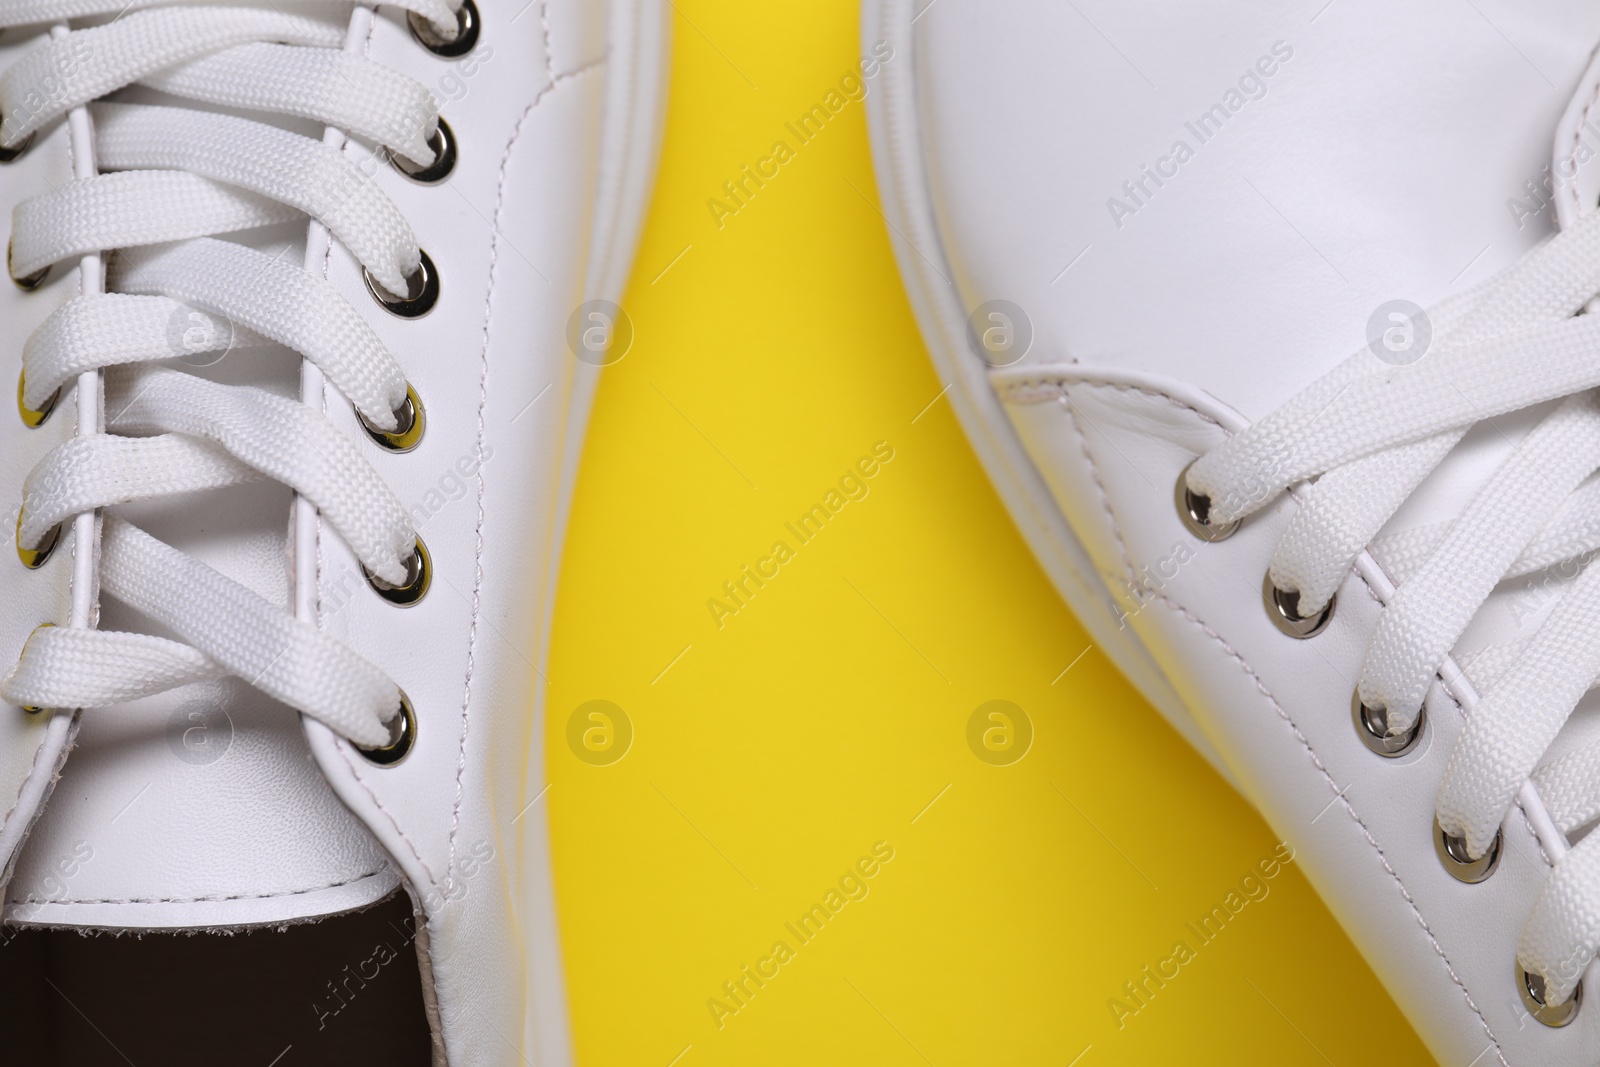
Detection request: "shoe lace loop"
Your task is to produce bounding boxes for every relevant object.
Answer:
[0,3,467,750]
[1187,204,1600,1006]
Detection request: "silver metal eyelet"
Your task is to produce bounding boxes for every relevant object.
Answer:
[390,119,456,184]
[1520,967,1581,1028]
[358,690,416,766]
[9,239,46,290]
[1175,461,1238,542]
[18,371,58,428]
[360,383,425,453]
[1352,693,1424,758]
[365,537,431,606]
[364,249,439,318]
[16,622,54,714]
[1264,576,1333,638]
[0,131,34,164]
[1435,817,1500,883]
[408,0,479,57]
[16,510,59,570]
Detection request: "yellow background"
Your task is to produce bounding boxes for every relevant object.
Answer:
[546,3,1433,1063]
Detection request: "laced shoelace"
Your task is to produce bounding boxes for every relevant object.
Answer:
[1183,203,1600,1017]
[0,0,479,755]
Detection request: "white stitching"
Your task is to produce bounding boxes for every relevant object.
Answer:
[1046,373,1522,1062]
[998,374,1225,431]
[13,864,393,907]
[1059,385,1136,583]
[1150,591,1509,1066]
[1062,377,1547,859]
[440,58,607,889]
[1570,68,1600,217]
[539,0,555,85]
[0,718,68,864]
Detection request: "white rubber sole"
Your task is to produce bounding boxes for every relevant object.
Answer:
[860,0,1237,788]
[525,1,671,1063]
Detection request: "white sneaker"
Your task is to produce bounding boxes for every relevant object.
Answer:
[867,0,1600,1060]
[0,1,665,1063]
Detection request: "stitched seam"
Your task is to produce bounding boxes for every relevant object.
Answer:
[1057,384,1136,583]
[983,370,1123,630]
[0,719,65,858]
[1075,379,1548,870]
[319,12,441,888]
[336,732,441,892]
[438,58,607,889]
[998,376,1226,431]
[1149,592,1508,1066]
[1053,370,1542,1060]
[1571,71,1600,216]
[539,0,555,85]
[1,46,91,862]
[14,864,393,906]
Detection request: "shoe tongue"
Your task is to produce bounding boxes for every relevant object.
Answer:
[3,4,400,925]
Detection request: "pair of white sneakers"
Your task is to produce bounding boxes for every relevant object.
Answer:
[3,1,1598,1064]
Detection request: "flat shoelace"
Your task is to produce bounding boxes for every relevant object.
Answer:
[1188,204,1600,1006]
[0,3,462,750]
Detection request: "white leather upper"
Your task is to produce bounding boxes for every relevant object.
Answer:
[866,0,1600,1062]
[913,0,1599,420]
[0,2,666,1064]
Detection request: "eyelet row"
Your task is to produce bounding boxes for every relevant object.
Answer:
[1176,465,1337,640]
[1177,464,1578,1025]
[7,9,487,765]
[347,9,485,766]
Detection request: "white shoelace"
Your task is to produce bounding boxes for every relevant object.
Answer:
[0,2,469,751]
[1186,204,1600,1008]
